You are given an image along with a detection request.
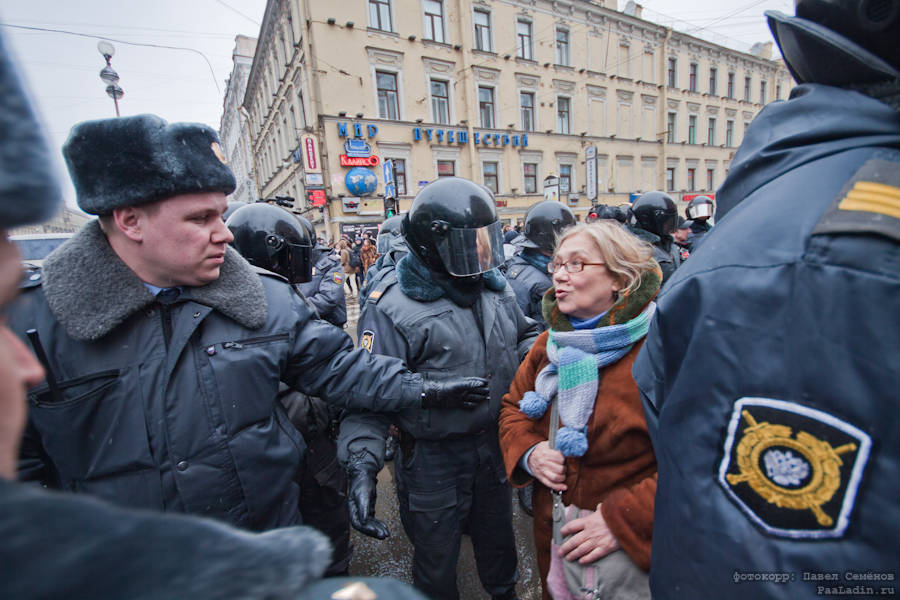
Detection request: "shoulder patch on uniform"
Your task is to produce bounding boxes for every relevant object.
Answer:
[507,265,523,279]
[332,271,343,284]
[369,289,383,301]
[812,158,900,242]
[718,397,871,539]
[360,330,375,353]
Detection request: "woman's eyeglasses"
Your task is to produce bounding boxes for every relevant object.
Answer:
[547,259,606,274]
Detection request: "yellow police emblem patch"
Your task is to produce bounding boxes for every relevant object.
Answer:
[333,272,343,284]
[360,330,375,353]
[719,397,871,539]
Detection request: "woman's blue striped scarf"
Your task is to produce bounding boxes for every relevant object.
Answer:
[519,302,656,457]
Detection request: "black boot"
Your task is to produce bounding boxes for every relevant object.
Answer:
[491,588,519,600]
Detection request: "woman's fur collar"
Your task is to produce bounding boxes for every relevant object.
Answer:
[541,260,662,331]
[42,220,266,341]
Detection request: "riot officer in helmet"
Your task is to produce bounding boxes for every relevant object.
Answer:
[634,1,900,596]
[505,200,575,330]
[685,195,714,250]
[627,191,681,283]
[360,215,407,303]
[339,177,539,600]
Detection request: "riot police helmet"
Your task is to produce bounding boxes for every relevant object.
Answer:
[226,203,314,283]
[402,177,504,276]
[766,0,900,86]
[686,195,715,221]
[376,215,404,254]
[522,200,576,253]
[630,191,678,238]
[222,201,247,222]
[597,204,627,223]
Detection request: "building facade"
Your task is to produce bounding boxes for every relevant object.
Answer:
[220,35,259,205]
[234,0,792,240]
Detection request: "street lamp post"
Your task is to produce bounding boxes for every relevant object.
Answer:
[97,41,124,117]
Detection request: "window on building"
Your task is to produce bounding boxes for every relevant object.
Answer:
[437,160,455,177]
[523,162,538,193]
[618,43,631,78]
[687,168,696,191]
[483,161,499,194]
[479,86,495,128]
[376,71,399,119]
[430,79,449,124]
[667,57,677,87]
[393,158,407,195]
[707,117,716,145]
[727,72,735,99]
[423,0,444,43]
[516,20,533,60]
[520,92,535,131]
[744,122,750,136]
[744,76,752,102]
[559,164,572,194]
[369,0,392,31]
[556,29,570,66]
[760,80,767,104]
[776,83,782,100]
[709,67,717,96]
[667,112,676,143]
[557,97,571,134]
[706,168,715,191]
[726,120,734,147]
[473,8,491,51]
[666,167,675,191]
[689,63,698,92]
[688,115,697,144]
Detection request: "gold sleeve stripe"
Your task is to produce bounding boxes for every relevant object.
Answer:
[838,181,900,220]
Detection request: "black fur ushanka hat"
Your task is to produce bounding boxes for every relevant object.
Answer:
[63,114,236,215]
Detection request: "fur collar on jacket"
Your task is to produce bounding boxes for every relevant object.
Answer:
[395,251,507,304]
[42,220,267,341]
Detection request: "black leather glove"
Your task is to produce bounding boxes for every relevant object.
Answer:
[420,376,489,410]
[346,452,389,539]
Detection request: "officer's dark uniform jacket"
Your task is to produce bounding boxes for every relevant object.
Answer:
[634,84,900,598]
[629,227,680,284]
[296,248,346,327]
[339,256,538,469]
[686,219,711,250]
[8,221,423,532]
[505,252,552,330]
[359,236,407,304]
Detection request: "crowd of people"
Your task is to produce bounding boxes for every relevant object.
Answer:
[1,1,898,598]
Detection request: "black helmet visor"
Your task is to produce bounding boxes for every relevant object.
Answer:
[279,239,313,283]
[435,220,504,276]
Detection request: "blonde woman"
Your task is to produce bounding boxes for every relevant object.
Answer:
[499,221,661,599]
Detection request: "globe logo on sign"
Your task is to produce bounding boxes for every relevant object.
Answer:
[345,167,377,196]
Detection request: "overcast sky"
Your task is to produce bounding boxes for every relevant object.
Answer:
[0,0,791,210]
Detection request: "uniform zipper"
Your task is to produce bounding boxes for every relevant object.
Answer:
[222,332,290,350]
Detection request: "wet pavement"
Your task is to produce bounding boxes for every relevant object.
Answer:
[342,292,543,599]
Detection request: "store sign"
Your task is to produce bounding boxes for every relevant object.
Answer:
[337,122,379,139]
[682,193,716,203]
[301,134,321,173]
[307,188,327,207]
[340,155,380,167]
[305,172,324,186]
[412,127,529,148]
[585,146,597,201]
[344,139,372,157]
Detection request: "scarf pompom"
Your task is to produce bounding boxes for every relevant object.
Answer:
[556,426,588,457]
[520,391,550,419]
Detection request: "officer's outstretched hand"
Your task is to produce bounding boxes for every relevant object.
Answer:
[346,453,389,540]
[421,376,489,410]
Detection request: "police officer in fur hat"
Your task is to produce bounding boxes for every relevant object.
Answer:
[0,30,399,600]
[634,1,900,597]
[5,113,489,534]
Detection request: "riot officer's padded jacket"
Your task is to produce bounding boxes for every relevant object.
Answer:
[8,220,422,531]
[505,253,553,330]
[338,252,539,468]
[634,84,900,598]
[295,249,347,327]
[0,479,331,599]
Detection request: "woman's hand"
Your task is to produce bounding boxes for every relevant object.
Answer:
[558,506,620,564]
[527,441,567,491]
